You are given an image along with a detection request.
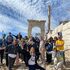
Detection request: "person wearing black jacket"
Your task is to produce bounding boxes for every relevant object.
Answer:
[28,37,40,64]
[6,39,22,70]
[0,39,6,65]
[13,32,22,40]
[22,47,45,70]
[5,32,14,67]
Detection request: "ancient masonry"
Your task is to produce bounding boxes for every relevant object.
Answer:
[28,20,46,37]
[51,21,70,58]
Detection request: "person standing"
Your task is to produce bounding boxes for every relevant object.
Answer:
[6,32,13,44]
[55,32,65,64]
[0,34,6,65]
[46,37,53,64]
[13,32,22,40]
[6,39,22,70]
[56,32,64,51]
[5,32,13,67]
[15,33,22,65]
[20,38,28,62]
[39,36,45,64]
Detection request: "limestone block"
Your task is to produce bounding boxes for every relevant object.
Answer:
[63,28,70,33]
[51,22,70,50]
[63,23,69,31]
[57,24,63,32]
[67,22,70,29]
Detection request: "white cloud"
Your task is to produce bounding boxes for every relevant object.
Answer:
[0,14,27,34]
[0,0,70,36]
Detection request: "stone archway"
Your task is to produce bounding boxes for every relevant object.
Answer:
[28,20,46,37]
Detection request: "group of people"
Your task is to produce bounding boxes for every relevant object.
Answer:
[0,32,65,70]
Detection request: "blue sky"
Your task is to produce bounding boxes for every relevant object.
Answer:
[0,0,70,36]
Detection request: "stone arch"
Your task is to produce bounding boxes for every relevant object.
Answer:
[28,20,46,37]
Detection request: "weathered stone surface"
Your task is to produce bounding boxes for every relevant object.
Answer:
[28,20,46,37]
[51,22,70,61]
[51,22,70,49]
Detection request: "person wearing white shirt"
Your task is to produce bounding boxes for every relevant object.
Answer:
[28,47,45,70]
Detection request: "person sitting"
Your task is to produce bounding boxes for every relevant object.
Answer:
[28,47,45,70]
[0,39,5,65]
[28,47,36,70]
[21,45,45,70]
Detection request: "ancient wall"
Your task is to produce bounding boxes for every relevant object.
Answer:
[51,22,70,49]
[51,22,70,58]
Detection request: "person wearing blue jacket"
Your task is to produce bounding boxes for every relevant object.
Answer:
[45,37,53,64]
